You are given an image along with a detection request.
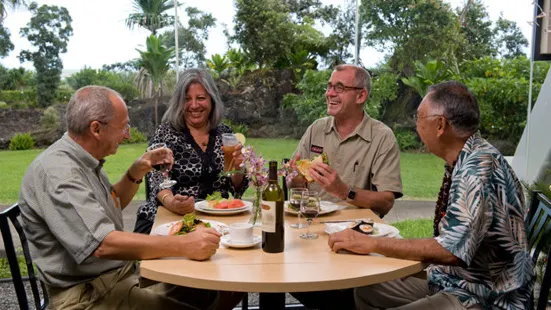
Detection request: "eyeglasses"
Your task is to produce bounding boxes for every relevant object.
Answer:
[326,83,364,93]
[413,114,444,122]
[97,121,131,134]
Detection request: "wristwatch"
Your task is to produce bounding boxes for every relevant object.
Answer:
[346,186,356,201]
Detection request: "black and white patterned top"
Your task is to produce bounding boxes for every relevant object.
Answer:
[136,123,248,223]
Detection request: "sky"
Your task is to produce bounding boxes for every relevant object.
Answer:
[0,0,537,73]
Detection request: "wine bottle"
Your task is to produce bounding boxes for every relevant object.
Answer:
[261,161,284,253]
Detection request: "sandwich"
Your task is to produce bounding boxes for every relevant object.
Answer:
[296,153,329,182]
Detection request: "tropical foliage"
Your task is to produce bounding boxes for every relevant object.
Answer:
[136,35,174,127]
[64,67,139,103]
[126,0,174,35]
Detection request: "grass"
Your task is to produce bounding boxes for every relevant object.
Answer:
[0,139,444,204]
[0,218,434,278]
[392,218,433,239]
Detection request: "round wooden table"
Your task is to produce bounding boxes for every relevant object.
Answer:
[140,205,425,308]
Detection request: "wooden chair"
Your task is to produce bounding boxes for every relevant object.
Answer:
[0,203,48,310]
[527,191,551,310]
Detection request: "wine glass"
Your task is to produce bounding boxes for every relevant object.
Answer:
[147,143,177,189]
[289,188,308,229]
[300,191,320,240]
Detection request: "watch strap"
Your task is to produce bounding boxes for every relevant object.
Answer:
[126,170,143,184]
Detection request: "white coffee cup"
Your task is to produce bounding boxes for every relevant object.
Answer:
[229,222,253,244]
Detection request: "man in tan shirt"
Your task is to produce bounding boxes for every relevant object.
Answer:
[292,64,402,217]
[290,64,402,309]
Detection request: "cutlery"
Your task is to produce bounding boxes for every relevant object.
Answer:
[319,219,358,224]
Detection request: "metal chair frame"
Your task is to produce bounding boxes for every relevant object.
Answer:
[527,191,551,310]
[0,203,48,310]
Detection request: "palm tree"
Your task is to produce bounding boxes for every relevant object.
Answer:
[136,35,174,127]
[126,0,175,35]
[0,0,26,22]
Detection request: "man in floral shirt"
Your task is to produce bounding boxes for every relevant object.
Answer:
[328,81,534,309]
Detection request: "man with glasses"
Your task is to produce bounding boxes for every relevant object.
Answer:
[291,64,403,216]
[290,64,402,309]
[329,81,533,309]
[18,86,227,309]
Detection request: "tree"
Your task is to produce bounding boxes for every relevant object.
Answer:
[455,0,496,60]
[231,0,342,70]
[0,0,27,57]
[19,2,72,107]
[360,0,465,75]
[0,0,25,22]
[160,6,216,68]
[126,0,175,35]
[493,15,528,59]
[136,35,174,127]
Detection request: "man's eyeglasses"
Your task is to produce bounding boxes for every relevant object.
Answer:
[326,83,364,93]
[413,114,444,122]
[97,121,131,134]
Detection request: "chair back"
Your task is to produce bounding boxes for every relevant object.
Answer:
[526,191,551,310]
[0,203,48,310]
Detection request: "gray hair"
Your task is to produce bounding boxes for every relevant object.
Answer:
[66,85,123,135]
[426,81,480,138]
[335,64,372,98]
[162,68,224,131]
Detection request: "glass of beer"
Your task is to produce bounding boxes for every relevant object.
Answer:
[221,133,240,172]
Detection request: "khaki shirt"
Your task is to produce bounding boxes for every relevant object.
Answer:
[19,133,124,288]
[294,113,403,202]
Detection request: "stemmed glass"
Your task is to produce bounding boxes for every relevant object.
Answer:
[300,191,320,240]
[289,188,308,229]
[147,143,177,189]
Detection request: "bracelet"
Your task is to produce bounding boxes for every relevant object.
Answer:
[160,193,171,206]
[126,170,143,184]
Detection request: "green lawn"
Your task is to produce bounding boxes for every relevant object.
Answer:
[0,139,443,204]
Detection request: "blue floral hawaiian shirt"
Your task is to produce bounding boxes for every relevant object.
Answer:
[427,132,534,310]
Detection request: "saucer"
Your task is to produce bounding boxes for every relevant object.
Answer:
[221,234,261,248]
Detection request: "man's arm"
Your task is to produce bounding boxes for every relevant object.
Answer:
[328,229,461,266]
[309,164,395,215]
[94,228,221,261]
[112,147,174,209]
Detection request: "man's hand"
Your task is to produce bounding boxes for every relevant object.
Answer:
[181,228,221,261]
[165,195,195,215]
[129,146,174,179]
[288,154,307,188]
[309,163,348,199]
[328,229,375,254]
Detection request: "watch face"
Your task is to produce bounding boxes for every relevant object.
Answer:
[348,189,356,200]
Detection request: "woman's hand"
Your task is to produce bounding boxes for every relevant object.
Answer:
[231,144,244,170]
[165,194,195,215]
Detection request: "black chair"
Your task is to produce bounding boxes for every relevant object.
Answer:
[527,191,551,310]
[0,203,48,310]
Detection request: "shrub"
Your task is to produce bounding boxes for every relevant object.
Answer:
[40,106,61,131]
[395,129,421,151]
[122,127,148,144]
[0,101,7,109]
[222,119,249,135]
[9,133,35,150]
[0,90,36,106]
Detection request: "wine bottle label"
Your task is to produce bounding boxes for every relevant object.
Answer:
[261,200,276,233]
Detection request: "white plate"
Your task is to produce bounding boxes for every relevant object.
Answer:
[324,222,399,238]
[195,200,252,215]
[154,220,229,236]
[284,201,340,216]
[220,234,261,248]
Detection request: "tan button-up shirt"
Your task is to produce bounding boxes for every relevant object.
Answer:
[294,113,403,203]
[19,133,124,288]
